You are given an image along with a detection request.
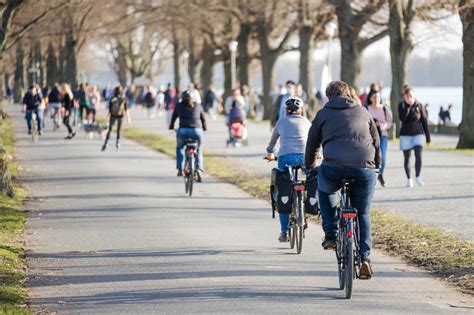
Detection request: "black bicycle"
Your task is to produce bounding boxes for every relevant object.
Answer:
[183,139,199,196]
[266,157,307,254]
[334,179,362,299]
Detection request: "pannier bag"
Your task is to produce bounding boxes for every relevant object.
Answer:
[304,168,320,216]
[270,168,294,216]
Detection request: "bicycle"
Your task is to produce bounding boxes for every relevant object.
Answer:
[183,139,200,196]
[334,179,362,299]
[31,111,38,143]
[266,156,307,254]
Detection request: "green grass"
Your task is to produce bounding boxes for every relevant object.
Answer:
[0,111,30,314]
[426,145,474,155]
[119,124,473,295]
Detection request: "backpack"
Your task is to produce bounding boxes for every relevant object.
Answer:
[109,96,125,116]
[270,168,294,217]
[304,168,319,216]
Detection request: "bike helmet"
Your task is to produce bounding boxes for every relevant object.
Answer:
[285,96,304,112]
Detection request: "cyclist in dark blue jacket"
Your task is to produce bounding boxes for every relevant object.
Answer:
[169,91,207,179]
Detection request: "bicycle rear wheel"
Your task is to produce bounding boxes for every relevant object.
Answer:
[296,191,304,254]
[345,224,354,299]
[184,158,190,194]
[187,156,194,196]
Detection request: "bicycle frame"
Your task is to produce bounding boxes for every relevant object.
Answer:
[336,180,361,298]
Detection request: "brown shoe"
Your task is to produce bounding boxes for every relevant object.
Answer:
[360,256,373,280]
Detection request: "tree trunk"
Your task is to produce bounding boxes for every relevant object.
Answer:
[457,0,474,148]
[64,31,77,88]
[299,25,317,116]
[388,0,413,137]
[223,50,232,101]
[13,43,23,102]
[46,42,58,86]
[339,35,361,89]
[237,22,251,87]
[172,30,180,89]
[261,55,277,120]
[58,36,66,83]
[200,38,216,91]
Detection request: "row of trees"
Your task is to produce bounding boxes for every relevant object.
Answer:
[0,0,472,148]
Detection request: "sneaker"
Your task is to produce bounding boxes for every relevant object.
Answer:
[406,178,414,188]
[322,233,336,250]
[278,232,289,243]
[70,132,76,139]
[416,176,424,186]
[38,131,43,136]
[377,174,386,187]
[64,134,72,139]
[195,170,202,182]
[101,144,108,151]
[116,142,121,150]
[28,130,32,135]
[360,256,373,280]
[177,169,183,177]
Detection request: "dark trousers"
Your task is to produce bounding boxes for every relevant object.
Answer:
[317,164,376,257]
[63,113,73,134]
[104,116,123,144]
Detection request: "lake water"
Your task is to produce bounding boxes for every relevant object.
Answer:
[381,87,462,124]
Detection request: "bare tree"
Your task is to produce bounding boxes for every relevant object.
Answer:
[329,0,388,90]
[254,1,297,119]
[388,0,456,136]
[297,0,334,114]
[457,0,474,148]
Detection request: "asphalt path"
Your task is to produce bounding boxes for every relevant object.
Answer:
[129,108,474,240]
[6,105,473,314]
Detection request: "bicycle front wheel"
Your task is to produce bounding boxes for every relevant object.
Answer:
[296,225,303,254]
[289,225,296,249]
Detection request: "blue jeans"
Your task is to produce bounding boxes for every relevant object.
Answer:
[26,109,43,132]
[277,153,304,172]
[277,153,304,234]
[317,164,376,257]
[380,135,388,175]
[176,128,204,171]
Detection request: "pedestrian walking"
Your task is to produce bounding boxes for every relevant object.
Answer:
[61,83,76,139]
[366,89,393,187]
[398,86,431,188]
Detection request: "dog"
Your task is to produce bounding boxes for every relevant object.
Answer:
[83,122,107,140]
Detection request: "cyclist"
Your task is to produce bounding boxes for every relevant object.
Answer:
[22,85,44,135]
[101,86,131,151]
[169,90,207,180]
[265,96,311,242]
[48,83,62,130]
[305,81,380,279]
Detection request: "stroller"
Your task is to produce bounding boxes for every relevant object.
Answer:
[226,121,248,147]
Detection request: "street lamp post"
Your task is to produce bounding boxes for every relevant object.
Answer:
[228,40,238,89]
[325,22,337,82]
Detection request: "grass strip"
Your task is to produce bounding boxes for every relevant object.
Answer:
[120,125,473,295]
[0,113,30,314]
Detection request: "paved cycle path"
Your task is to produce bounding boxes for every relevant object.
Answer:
[7,105,473,314]
[130,109,474,240]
